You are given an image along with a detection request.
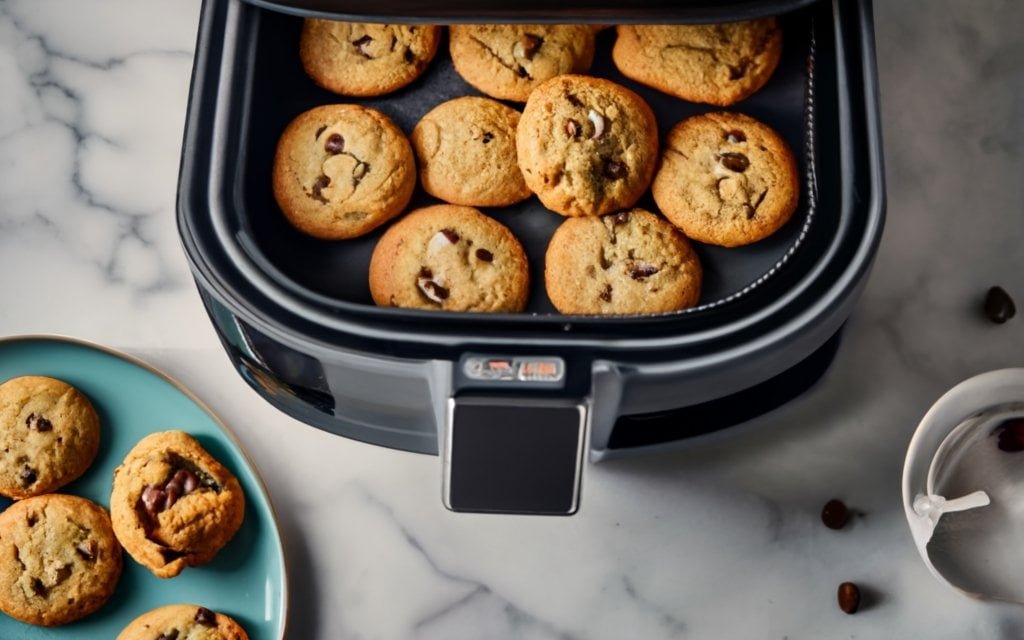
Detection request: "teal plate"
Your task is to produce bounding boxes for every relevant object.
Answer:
[0,336,287,639]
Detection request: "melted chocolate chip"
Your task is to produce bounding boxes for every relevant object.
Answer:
[352,34,374,58]
[565,119,580,139]
[157,631,180,640]
[515,65,528,78]
[475,248,493,262]
[314,125,327,139]
[599,284,613,302]
[30,577,48,597]
[25,413,53,432]
[718,152,750,173]
[311,175,331,203]
[195,607,217,626]
[838,582,861,614]
[821,499,849,530]
[324,133,345,154]
[19,467,36,486]
[423,281,449,301]
[628,262,659,280]
[602,159,627,180]
[984,286,1016,324]
[419,266,433,279]
[27,514,37,527]
[566,93,584,108]
[482,132,494,144]
[404,48,416,64]
[519,34,543,60]
[725,129,746,143]
[441,228,460,244]
[76,540,97,561]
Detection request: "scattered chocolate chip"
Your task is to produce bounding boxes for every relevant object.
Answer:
[515,33,543,60]
[725,129,747,143]
[324,133,345,154]
[566,93,583,108]
[404,48,415,64]
[195,607,217,626]
[588,110,606,139]
[35,416,52,432]
[475,248,493,262]
[837,582,861,614]
[441,228,460,244]
[565,119,580,139]
[612,211,630,225]
[419,266,433,279]
[76,540,97,561]
[352,34,374,58]
[983,286,1016,324]
[20,467,36,486]
[481,132,494,144]
[30,577,48,597]
[603,159,627,180]
[599,284,613,302]
[157,631,180,640]
[718,152,750,173]
[995,417,1024,453]
[821,499,849,530]
[418,279,449,303]
[311,175,331,203]
[314,124,327,139]
[177,468,200,493]
[628,262,659,280]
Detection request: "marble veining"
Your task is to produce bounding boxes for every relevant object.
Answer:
[1,0,1024,638]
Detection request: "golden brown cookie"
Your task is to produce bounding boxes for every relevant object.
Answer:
[110,431,245,579]
[0,494,122,626]
[0,375,100,499]
[516,74,659,217]
[652,111,799,247]
[300,20,441,97]
[272,104,416,240]
[449,25,596,102]
[545,208,702,314]
[612,20,782,106]
[117,604,249,640]
[369,204,530,312]
[411,96,531,207]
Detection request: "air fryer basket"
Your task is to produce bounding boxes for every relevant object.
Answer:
[178,0,885,513]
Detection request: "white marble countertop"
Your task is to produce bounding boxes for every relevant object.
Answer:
[2,0,1023,637]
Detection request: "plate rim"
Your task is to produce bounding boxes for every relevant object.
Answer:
[0,332,290,639]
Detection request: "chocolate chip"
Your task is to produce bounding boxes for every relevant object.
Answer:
[983,286,1016,324]
[441,228,460,244]
[141,484,166,518]
[837,582,861,614]
[404,48,415,64]
[311,175,330,203]
[603,159,627,180]
[157,631,180,640]
[718,152,750,173]
[19,467,36,486]
[419,279,449,303]
[195,607,217,626]
[76,540,97,561]
[599,284,612,302]
[314,125,327,139]
[176,468,200,493]
[995,417,1024,453]
[27,514,37,527]
[35,416,52,432]
[515,34,543,60]
[565,119,580,139]
[164,481,183,511]
[481,132,494,144]
[728,60,751,80]
[515,65,528,78]
[725,129,746,143]
[30,577,47,597]
[419,266,433,279]
[352,34,374,58]
[324,133,345,154]
[627,262,659,280]
[566,93,583,108]
[821,499,849,530]
[475,248,493,262]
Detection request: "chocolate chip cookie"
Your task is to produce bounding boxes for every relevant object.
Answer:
[612,20,782,106]
[369,204,530,312]
[545,208,702,314]
[0,494,122,626]
[300,20,441,97]
[110,431,245,579]
[652,111,799,247]
[449,25,596,102]
[411,96,531,207]
[0,375,100,500]
[273,104,416,240]
[516,74,659,217]
[117,604,249,640]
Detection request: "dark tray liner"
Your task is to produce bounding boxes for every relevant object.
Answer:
[236,13,814,315]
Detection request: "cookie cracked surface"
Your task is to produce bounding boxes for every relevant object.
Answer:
[612,19,782,106]
[545,208,702,314]
[0,494,122,626]
[652,111,799,247]
[449,25,596,102]
[369,204,529,312]
[117,603,249,640]
[300,20,441,97]
[0,375,100,500]
[516,75,658,217]
[273,104,416,240]
[110,431,245,579]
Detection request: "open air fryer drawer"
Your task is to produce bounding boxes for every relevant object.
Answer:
[177,0,885,514]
